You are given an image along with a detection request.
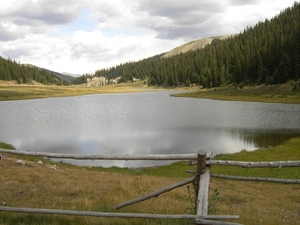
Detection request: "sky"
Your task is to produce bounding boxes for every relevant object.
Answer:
[0,0,298,76]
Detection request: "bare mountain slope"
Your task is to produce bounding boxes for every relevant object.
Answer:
[162,34,235,58]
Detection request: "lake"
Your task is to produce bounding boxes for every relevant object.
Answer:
[0,91,299,167]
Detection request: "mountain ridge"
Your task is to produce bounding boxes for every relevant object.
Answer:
[162,34,235,58]
[22,64,76,83]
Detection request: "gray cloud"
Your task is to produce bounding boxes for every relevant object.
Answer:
[7,0,82,26]
[228,0,260,6]
[0,27,20,42]
[136,0,228,40]
[0,0,83,41]
[2,48,30,59]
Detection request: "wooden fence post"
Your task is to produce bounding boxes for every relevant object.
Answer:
[195,150,207,198]
[195,151,213,225]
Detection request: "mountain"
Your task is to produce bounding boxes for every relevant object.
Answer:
[22,64,76,83]
[42,69,76,83]
[70,2,300,88]
[62,72,81,78]
[162,35,234,58]
[0,57,73,85]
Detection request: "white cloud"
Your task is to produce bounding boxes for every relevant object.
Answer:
[0,0,298,75]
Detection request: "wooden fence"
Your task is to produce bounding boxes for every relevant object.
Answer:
[0,148,300,225]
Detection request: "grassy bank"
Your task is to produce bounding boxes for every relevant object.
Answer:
[1,137,300,224]
[174,81,300,104]
[0,81,157,101]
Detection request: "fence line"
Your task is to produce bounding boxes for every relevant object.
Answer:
[2,149,300,224]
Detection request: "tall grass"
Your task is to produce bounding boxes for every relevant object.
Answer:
[1,137,300,224]
[0,153,195,225]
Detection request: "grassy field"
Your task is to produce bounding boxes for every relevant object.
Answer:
[0,81,158,101]
[1,138,300,225]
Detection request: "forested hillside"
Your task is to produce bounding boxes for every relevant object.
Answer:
[77,2,300,87]
[0,57,70,85]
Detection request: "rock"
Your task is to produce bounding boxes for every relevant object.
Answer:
[37,160,43,165]
[16,159,25,165]
[49,165,57,170]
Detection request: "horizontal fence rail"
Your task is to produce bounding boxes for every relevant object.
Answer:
[211,174,300,184]
[0,149,197,160]
[207,160,300,168]
[0,206,239,220]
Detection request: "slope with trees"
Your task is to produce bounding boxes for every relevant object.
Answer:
[78,2,300,88]
[0,57,70,85]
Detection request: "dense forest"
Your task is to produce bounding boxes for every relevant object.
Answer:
[0,57,70,85]
[75,2,300,87]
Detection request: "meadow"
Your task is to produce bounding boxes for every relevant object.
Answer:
[0,137,300,225]
[0,81,155,101]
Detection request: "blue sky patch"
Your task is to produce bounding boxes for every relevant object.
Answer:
[57,6,98,34]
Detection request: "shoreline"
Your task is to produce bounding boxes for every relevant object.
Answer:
[1,80,300,104]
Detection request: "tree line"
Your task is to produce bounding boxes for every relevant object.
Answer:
[0,57,69,85]
[75,2,300,87]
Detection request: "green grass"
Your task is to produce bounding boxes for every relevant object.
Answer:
[0,142,15,150]
[211,137,300,179]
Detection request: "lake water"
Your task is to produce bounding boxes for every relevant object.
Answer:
[0,91,299,167]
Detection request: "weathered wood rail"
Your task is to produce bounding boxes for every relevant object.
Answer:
[1,148,300,225]
[0,149,198,160]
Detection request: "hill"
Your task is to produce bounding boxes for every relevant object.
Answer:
[0,57,73,85]
[21,64,76,83]
[42,68,76,83]
[162,35,234,58]
[81,2,300,88]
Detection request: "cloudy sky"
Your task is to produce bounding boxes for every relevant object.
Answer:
[0,0,298,75]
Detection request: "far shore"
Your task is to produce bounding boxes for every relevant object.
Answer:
[0,79,300,103]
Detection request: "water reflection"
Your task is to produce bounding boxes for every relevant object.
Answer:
[9,127,299,168]
[0,91,299,167]
[233,129,300,149]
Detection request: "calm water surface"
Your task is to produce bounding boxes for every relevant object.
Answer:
[0,91,299,167]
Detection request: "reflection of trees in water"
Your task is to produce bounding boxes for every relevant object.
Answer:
[231,129,300,148]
